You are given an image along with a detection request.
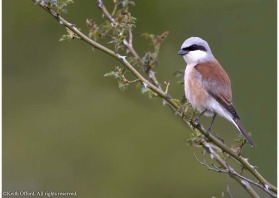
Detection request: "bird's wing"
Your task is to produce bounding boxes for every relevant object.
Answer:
[194,60,240,119]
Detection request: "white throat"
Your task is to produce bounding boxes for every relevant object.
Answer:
[183,50,208,65]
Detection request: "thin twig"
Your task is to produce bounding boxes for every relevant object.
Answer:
[199,143,276,197]
[201,143,260,198]
[190,120,276,194]
[97,0,163,90]
[226,178,233,198]
[128,79,140,84]
[164,81,170,94]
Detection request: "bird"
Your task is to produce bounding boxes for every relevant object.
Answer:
[178,37,255,147]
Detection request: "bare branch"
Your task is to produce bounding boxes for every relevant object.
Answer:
[200,143,277,197]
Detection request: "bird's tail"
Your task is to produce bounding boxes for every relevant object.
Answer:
[233,118,255,147]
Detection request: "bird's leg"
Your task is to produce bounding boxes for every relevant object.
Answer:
[207,112,217,135]
[193,109,207,124]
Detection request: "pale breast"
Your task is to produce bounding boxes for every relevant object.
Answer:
[184,64,211,113]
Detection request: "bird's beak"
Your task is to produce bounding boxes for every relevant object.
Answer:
[178,49,188,56]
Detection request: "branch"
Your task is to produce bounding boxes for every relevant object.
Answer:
[191,121,277,194]
[31,1,277,197]
[201,143,259,198]
[194,147,277,197]
[97,0,163,90]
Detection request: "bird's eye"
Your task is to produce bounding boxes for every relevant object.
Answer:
[188,44,207,52]
[190,45,198,50]
[182,44,207,52]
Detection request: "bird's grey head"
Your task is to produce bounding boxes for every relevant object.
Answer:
[178,37,214,64]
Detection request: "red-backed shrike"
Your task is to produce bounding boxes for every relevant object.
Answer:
[178,37,254,147]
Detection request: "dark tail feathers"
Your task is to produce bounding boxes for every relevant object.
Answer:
[233,118,255,148]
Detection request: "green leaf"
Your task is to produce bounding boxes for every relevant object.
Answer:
[170,99,182,108]
[59,34,69,42]
[38,0,74,13]
[57,0,74,13]
[141,86,157,98]
[118,80,128,91]
[141,86,150,94]
[59,27,80,41]
[104,71,118,78]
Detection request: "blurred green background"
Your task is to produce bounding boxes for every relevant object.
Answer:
[3,0,276,197]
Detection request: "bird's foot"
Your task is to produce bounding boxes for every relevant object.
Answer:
[205,127,212,137]
[192,115,200,125]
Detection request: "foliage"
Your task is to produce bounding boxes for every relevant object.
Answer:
[59,27,80,41]
[87,0,169,97]
[87,1,136,52]
[35,0,74,13]
[141,31,169,71]
[104,66,137,91]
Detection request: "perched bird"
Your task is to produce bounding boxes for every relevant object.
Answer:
[178,37,254,147]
